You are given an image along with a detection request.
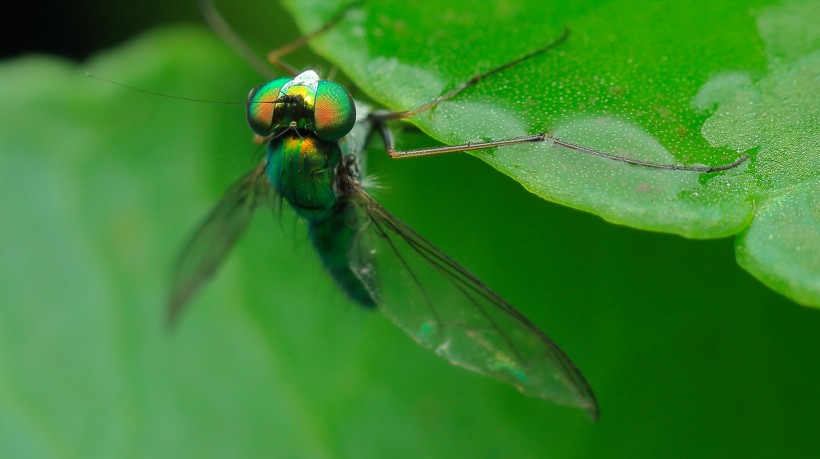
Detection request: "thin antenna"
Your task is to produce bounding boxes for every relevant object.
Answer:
[85,73,245,105]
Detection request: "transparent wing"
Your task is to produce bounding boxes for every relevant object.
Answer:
[168,163,272,323]
[348,187,598,419]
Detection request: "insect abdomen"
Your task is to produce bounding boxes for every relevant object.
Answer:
[309,205,376,308]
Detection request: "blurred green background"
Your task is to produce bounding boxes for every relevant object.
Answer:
[1,1,818,458]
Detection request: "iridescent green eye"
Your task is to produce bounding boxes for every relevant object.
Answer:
[246,77,290,136]
[314,81,356,141]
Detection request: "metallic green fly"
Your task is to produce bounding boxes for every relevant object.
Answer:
[170,1,747,420]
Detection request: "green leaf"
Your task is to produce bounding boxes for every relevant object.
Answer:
[285,0,819,306]
[2,2,820,458]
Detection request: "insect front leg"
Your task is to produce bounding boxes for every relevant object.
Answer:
[266,1,365,75]
[200,0,363,78]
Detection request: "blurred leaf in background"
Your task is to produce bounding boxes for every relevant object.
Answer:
[0,1,818,458]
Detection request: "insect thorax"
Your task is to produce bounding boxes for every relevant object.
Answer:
[267,133,344,221]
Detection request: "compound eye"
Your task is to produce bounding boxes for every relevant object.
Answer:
[246,77,290,136]
[314,80,356,141]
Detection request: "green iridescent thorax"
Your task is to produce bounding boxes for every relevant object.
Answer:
[246,71,356,141]
[267,133,342,221]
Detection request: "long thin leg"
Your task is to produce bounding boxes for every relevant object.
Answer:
[373,121,748,172]
[266,1,364,71]
[370,29,570,122]
[199,0,284,78]
[200,0,362,78]
[367,27,747,173]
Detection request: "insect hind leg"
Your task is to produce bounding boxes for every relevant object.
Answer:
[372,117,749,171]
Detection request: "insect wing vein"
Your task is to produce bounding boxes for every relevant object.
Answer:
[168,163,272,322]
[348,187,598,418]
